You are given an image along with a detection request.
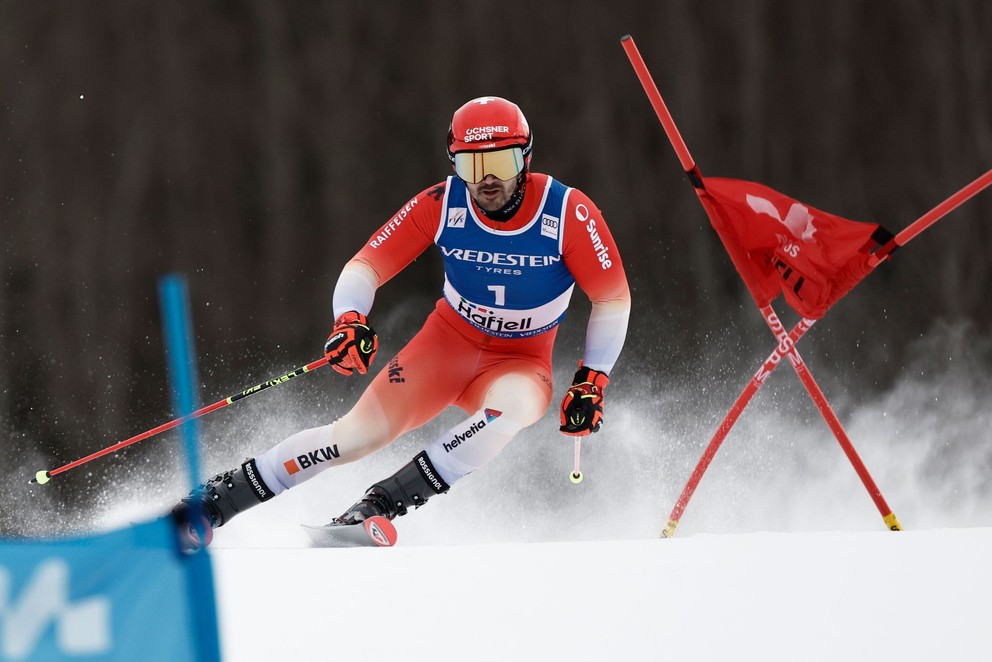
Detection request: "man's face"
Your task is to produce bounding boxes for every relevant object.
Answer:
[466,174,519,212]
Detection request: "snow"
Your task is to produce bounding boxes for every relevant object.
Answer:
[9,318,988,660]
[211,527,991,661]
[164,318,990,661]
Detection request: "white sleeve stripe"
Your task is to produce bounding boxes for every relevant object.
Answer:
[332,262,379,318]
[582,303,630,374]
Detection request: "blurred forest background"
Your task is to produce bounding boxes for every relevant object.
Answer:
[1,1,989,533]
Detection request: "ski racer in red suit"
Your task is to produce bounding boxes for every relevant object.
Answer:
[173,96,631,549]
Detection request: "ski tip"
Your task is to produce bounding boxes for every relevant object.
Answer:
[621,34,632,42]
[30,470,51,485]
[176,519,214,554]
[363,516,397,547]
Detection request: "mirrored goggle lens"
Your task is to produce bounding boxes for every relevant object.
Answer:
[453,147,525,184]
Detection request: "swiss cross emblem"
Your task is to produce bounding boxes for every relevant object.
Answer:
[745,194,818,243]
[473,96,497,105]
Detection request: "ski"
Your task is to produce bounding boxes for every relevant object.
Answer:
[302,515,397,548]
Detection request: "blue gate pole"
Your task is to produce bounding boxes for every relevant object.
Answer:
[158,274,204,484]
[158,273,222,661]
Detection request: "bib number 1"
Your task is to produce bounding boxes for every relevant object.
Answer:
[487,284,506,306]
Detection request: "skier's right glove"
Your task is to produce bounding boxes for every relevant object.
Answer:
[324,311,378,375]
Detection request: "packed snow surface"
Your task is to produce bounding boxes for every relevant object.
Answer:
[213,527,990,661]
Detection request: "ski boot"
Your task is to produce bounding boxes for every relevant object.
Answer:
[334,451,450,524]
[172,458,275,552]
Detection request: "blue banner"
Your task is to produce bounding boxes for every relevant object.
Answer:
[0,517,218,661]
[0,273,222,660]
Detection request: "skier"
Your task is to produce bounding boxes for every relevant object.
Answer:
[173,96,631,549]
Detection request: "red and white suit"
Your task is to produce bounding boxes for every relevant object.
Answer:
[255,172,630,491]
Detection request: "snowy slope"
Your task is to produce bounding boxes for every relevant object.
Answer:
[10,318,987,660]
[212,527,991,662]
[152,325,990,660]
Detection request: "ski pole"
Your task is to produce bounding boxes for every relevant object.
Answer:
[569,437,584,484]
[30,356,331,485]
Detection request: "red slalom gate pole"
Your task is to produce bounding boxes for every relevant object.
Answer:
[621,35,697,174]
[623,33,992,537]
[871,168,992,264]
[759,306,902,531]
[665,167,992,535]
[30,356,330,485]
[623,32,880,536]
[661,319,814,538]
[764,169,992,529]
[663,163,992,537]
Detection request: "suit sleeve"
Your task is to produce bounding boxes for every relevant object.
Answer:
[332,182,446,318]
[561,189,631,374]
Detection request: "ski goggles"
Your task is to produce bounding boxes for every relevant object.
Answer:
[452,147,525,184]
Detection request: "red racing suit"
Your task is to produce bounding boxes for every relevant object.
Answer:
[332,171,630,442]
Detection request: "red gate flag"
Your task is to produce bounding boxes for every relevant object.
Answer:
[698,177,886,319]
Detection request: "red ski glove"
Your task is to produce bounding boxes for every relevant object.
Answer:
[324,311,378,375]
[559,365,610,436]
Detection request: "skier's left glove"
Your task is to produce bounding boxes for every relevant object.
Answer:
[324,311,378,375]
[559,365,610,436]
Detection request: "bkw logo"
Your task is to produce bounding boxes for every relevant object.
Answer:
[0,559,111,659]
